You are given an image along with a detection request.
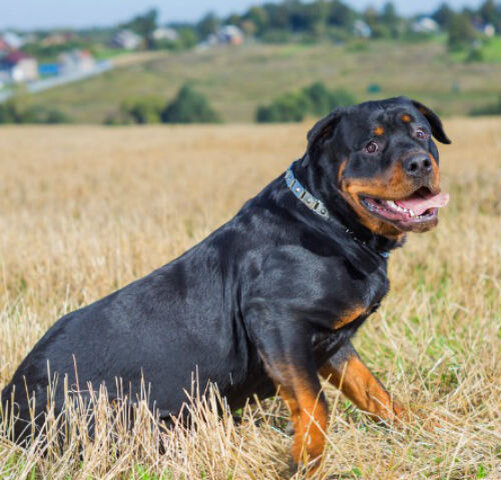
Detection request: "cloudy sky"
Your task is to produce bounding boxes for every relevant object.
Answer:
[0,0,486,30]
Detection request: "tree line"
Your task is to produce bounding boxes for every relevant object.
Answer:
[119,0,500,51]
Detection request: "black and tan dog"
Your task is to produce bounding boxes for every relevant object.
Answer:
[2,97,450,470]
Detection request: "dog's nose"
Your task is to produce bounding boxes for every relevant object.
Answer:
[403,154,433,178]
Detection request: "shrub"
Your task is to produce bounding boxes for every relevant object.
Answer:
[104,110,133,126]
[301,82,332,116]
[465,46,484,63]
[447,12,478,51]
[0,98,23,123]
[256,82,356,123]
[469,96,501,116]
[22,105,71,124]
[104,86,220,125]
[44,109,71,124]
[256,91,310,122]
[302,82,355,115]
[0,96,70,124]
[161,85,221,124]
[120,96,164,124]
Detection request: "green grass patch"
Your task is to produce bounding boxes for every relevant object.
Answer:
[23,39,501,123]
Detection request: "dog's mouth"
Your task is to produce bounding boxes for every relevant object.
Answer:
[359,187,450,227]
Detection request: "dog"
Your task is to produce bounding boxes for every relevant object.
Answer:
[1,96,450,472]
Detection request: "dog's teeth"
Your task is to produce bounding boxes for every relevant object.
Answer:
[386,200,397,209]
[409,210,415,217]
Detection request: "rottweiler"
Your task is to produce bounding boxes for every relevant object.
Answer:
[1,96,450,471]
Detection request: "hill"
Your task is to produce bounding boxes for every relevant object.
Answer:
[25,38,501,123]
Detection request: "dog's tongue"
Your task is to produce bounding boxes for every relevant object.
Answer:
[396,191,450,215]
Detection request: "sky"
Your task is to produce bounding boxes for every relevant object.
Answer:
[0,0,486,30]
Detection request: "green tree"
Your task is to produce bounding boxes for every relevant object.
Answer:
[226,13,243,26]
[469,95,501,115]
[305,0,330,34]
[161,84,221,123]
[177,27,199,49]
[302,82,355,115]
[266,4,290,30]
[0,98,23,123]
[381,2,399,37]
[256,83,356,123]
[246,6,269,34]
[120,97,164,124]
[22,105,70,123]
[256,91,310,122]
[125,8,158,47]
[0,95,70,124]
[432,3,455,28]
[479,0,501,29]
[327,0,356,28]
[302,82,332,115]
[447,12,477,50]
[197,12,220,38]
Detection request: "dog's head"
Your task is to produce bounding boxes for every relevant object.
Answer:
[304,96,451,239]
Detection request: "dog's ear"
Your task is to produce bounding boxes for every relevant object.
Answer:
[304,108,347,165]
[411,100,451,144]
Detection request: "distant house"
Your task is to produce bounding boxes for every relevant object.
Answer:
[201,25,244,48]
[217,25,244,45]
[41,32,74,47]
[483,24,496,37]
[353,20,371,38]
[111,29,142,50]
[152,27,178,42]
[59,49,95,74]
[0,37,10,54]
[411,17,439,34]
[0,50,38,83]
[472,21,496,37]
[0,31,25,50]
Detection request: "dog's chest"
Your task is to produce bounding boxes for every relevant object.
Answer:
[330,263,389,330]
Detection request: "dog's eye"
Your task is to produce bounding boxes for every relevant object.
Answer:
[415,128,429,140]
[365,141,378,153]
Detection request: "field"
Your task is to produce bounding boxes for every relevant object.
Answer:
[0,117,500,479]
[29,39,501,123]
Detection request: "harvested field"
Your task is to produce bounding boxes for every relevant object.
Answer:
[0,117,500,479]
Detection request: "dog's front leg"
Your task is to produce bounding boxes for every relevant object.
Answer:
[251,319,328,474]
[319,341,405,422]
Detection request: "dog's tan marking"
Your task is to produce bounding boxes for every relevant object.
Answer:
[320,355,405,422]
[333,306,366,329]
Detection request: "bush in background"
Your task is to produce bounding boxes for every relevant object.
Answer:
[256,81,355,123]
[105,84,221,125]
[161,84,221,124]
[121,96,164,124]
[0,96,70,124]
[447,12,478,51]
[469,96,501,116]
[302,81,355,115]
[256,92,310,122]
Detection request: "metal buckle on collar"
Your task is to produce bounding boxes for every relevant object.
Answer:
[284,164,329,219]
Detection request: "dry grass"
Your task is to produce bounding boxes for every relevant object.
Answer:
[0,117,500,479]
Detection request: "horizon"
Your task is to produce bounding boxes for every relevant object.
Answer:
[0,0,487,31]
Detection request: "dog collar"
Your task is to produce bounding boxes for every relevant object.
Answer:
[284,164,330,219]
[284,163,390,259]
